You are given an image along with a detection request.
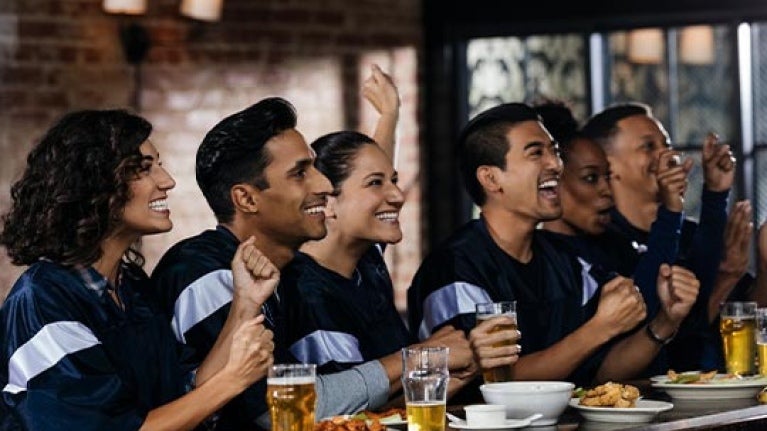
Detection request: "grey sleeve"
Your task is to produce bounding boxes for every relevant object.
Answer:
[315,360,391,418]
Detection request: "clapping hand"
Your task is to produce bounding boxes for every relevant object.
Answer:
[719,200,753,279]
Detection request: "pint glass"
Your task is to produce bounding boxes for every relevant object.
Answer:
[267,364,317,431]
[402,347,449,431]
[720,302,757,376]
[757,308,767,376]
[476,301,517,383]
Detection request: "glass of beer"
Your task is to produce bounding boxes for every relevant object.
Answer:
[720,301,757,376]
[476,301,517,383]
[402,346,449,431]
[756,308,767,376]
[267,364,317,431]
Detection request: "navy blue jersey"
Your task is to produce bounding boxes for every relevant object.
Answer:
[152,225,281,431]
[1,261,191,431]
[407,218,608,386]
[607,189,736,371]
[279,247,412,374]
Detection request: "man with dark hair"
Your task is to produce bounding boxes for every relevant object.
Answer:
[582,102,750,371]
[408,102,700,386]
[153,96,394,430]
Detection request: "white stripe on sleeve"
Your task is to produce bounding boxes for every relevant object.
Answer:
[4,321,101,394]
[171,269,234,343]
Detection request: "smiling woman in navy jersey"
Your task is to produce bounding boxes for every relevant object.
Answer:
[278,67,488,403]
[0,109,276,431]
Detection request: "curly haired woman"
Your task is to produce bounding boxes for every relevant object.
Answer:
[0,110,277,431]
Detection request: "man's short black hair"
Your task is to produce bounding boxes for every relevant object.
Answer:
[457,103,541,206]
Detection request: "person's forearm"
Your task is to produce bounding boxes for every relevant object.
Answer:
[634,205,682,310]
[378,352,403,394]
[195,306,252,385]
[141,370,242,431]
[595,314,676,382]
[708,273,742,322]
[753,266,767,306]
[688,189,729,297]
[315,361,390,418]
[372,112,399,162]
[511,319,612,381]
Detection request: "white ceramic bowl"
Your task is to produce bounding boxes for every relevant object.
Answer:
[479,381,575,426]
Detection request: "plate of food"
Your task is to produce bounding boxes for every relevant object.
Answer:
[651,370,767,400]
[570,382,673,423]
[318,408,408,430]
[569,399,673,423]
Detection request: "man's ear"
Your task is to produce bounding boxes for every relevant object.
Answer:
[605,155,621,181]
[231,184,259,214]
[477,166,502,193]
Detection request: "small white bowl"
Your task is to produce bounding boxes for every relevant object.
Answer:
[464,404,506,427]
[480,381,574,426]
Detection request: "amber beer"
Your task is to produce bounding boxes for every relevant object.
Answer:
[758,343,767,376]
[267,365,317,431]
[720,302,757,376]
[406,402,446,431]
[756,308,767,376]
[476,301,517,383]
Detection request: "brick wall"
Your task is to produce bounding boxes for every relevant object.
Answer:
[0,0,422,311]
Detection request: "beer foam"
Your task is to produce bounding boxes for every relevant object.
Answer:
[267,376,316,385]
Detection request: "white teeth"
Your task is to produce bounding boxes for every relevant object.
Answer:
[304,205,325,215]
[376,211,399,221]
[149,199,168,211]
[539,179,559,189]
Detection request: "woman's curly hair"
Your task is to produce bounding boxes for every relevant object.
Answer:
[0,109,151,268]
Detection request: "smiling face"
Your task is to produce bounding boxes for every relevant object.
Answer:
[120,141,176,237]
[559,137,614,235]
[330,144,404,245]
[607,114,671,205]
[485,120,563,223]
[255,129,333,249]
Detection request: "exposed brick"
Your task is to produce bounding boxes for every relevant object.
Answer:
[0,66,43,84]
[0,90,27,109]
[0,0,423,309]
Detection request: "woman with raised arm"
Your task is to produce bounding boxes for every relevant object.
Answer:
[0,109,276,431]
[278,66,490,404]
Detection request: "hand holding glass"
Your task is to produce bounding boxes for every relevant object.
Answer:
[267,364,317,431]
[402,347,449,431]
[476,301,517,383]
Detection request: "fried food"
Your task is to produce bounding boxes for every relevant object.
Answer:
[314,408,407,431]
[315,417,385,431]
[578,382,640,408]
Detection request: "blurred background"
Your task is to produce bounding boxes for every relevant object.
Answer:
[2,0,767,312]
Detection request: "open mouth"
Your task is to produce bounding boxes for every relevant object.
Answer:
[596,207,612,224]
[538,178,560,199]
[303,203,326,217]
[149,198,169,212]
[375,211,400,223]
